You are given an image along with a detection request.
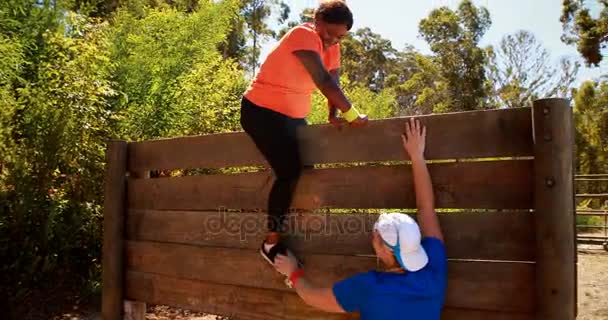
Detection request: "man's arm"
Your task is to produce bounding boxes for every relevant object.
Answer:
[402,118,444,242]
[274,252,345,313]
[292,278,345,313]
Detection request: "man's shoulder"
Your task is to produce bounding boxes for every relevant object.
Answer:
[346,270,378,283]
[421,237,445,251]
[421,237,447,275]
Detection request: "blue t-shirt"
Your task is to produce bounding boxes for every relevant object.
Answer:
[333,237,447,320]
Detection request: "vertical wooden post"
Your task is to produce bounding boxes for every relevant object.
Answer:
[532,98,576,320]
[102,140,128,320]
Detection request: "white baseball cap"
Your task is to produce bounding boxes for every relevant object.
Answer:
[374,213,429,272]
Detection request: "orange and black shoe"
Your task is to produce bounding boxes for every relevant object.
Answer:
[260,240,302,288]
[260,240,288,266]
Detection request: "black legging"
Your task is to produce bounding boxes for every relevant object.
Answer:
[240,97,307,232]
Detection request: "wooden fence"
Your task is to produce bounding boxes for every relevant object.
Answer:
[102,98,576,320]
[575,174,608,250]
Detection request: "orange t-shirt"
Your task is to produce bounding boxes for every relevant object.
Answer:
[244,23,341,119]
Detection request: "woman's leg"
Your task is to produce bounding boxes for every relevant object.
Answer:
[240,98,307,261]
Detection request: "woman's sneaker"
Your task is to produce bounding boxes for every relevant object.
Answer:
[260,240,301,288]
[260,240,288,266]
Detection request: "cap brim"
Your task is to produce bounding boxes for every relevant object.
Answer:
[400,245,429,272]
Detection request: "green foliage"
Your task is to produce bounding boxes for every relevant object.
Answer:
[170,55,247,136]
[339,26,442,115]
[572,80,608,211]
[576,214,604,230]
[108,0,241,139]
[341,28,401,91]
[396,53,450,114]
[221,0,291,73]
[307,73,398,124]
[561,0,608,66]
[1,11,115,311]
[419,0,491,111]
[573,80,608,175]
[0,1,247,315]
[276,7,313,39]
[0,35,23,161]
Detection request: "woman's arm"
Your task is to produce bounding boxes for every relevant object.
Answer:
[293,50,367,127]
[293,50,351,112]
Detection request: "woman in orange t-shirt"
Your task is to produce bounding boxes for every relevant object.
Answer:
[240,0,368,285]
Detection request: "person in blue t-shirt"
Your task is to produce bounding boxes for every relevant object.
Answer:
[274,118,447,320]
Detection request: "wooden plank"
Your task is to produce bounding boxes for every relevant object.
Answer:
[575,193,608,199]
[127,107,533,171]
[577,235,608,240]
[126,210,535,261]
[125,242,535,313]
[127,160,534,210]
[102,140,128,320]
[577,209,608,212]
[130,171,150,179]
[125,271,533,320]
[441,309,533,320]
[575,174,608,178]
[125,271,352,320]
[123,301,146,320]
[532,98,576,320]
[576,236,608,242]
[576,212,608,216]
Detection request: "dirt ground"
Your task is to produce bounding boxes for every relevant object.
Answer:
[40,246,608,320]
[576,247,608,320]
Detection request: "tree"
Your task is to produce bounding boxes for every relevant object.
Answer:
[0,35,24,173]
[341,27,402,92]
[0,8,117,312]
[220,0,290,74]
[561,0,608,66]
[487,30,580,108]
[1,1,250,315]
[340,27,451,115]
[108,0,241,139]
[395,52,451,115]
[276,7,313,39]
[572,80,608,205]
[573,80,608,174]
[419,0,491,111]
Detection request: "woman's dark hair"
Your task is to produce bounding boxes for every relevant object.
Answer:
[315,0,353,30]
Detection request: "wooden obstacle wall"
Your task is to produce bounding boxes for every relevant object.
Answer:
[102,98,576,320]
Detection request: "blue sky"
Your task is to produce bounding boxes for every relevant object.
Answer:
[262,0,606,85]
